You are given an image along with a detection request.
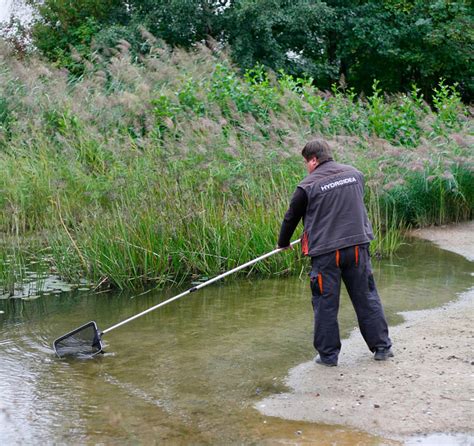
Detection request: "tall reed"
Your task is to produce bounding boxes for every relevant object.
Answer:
[0,42,472,289]
[0,248,26,297]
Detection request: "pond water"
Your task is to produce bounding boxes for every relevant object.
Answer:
[0,239,472,445]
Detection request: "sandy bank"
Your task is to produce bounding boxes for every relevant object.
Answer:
[257,222,473,441]
[410,221,474,261]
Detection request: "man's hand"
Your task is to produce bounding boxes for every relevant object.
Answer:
[278,244,293,250]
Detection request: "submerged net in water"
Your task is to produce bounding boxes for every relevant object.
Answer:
[53,321,103,358]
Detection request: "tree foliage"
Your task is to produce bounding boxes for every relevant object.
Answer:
[22,0,474,99]
[26,0,128,71]
[223,0,336,84]
[335,0,474,99]
[128,0,226,47]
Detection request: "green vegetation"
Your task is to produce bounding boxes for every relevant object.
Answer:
[0,42,472,290]
[0,247,26,297]
[0,240,50,298]
[9,0,471,101]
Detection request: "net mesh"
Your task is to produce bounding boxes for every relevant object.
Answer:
[53,321,103,358]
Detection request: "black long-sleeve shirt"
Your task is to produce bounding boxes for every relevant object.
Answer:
[278,187,307,247]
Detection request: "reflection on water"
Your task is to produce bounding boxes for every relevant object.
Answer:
[0,239,472,445]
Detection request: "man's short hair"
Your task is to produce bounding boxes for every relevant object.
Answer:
[301,139,333,162]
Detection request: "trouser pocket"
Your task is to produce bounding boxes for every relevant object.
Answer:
[310,270,323,297]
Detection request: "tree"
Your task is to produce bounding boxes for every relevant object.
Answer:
[127,0,226,48]
[27,0,128,70]
[21,0,473,100]
[223,0,336,86]
[334,0,474,99]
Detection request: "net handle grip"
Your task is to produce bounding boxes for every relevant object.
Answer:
[102,238,301,335]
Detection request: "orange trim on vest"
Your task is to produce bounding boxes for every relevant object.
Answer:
[335,250,340,268]
[355,245,359,266]
[302,231,309,256]
[318,272,323,295]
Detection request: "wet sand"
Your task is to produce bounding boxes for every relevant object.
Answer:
[257,222,473,442]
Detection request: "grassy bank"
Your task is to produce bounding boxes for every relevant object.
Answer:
[0,42,472,290]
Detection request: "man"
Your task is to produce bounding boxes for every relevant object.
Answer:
[278,139,393,366]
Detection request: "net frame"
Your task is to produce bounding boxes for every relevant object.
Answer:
[53,321,104,358]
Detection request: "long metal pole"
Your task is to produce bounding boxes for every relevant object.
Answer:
[102,239,300,335]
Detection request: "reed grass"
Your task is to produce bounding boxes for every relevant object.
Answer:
[0,248,26,297]
[366,188,405,257]
[0,41,472,289]
[0,242,50,298]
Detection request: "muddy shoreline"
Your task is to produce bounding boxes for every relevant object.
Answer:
[257,222,473,442]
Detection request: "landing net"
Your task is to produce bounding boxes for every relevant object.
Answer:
[53,321,103,358]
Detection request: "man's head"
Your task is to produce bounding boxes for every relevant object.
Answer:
[301,139,333,173]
